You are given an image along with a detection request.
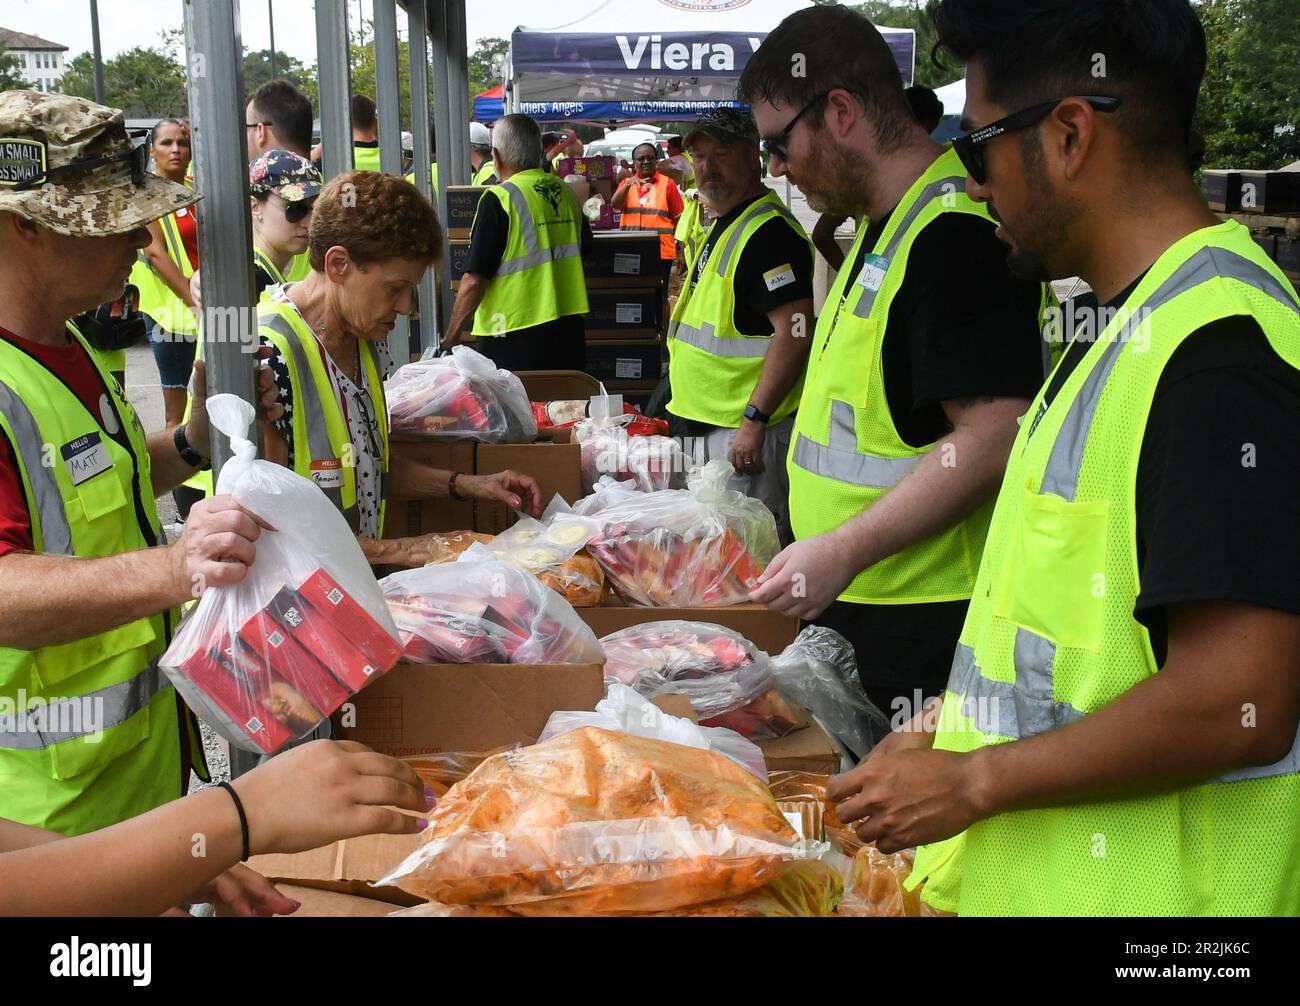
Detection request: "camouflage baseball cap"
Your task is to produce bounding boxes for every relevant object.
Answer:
[249,148,323,202]
[683,107,760,150]
[0,90,198,237]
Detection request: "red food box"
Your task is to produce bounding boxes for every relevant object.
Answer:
[277,571,404,691]
[237,606,350,718]
[178,638,295,753]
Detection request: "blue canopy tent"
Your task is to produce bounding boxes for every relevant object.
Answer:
[503,1,915,125]
[473,83,504,123]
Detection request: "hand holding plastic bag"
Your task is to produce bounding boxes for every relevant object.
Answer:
[385,346,537,442]
[160,395,403,754]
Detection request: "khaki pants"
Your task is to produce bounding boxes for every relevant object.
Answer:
[697,415,795,546]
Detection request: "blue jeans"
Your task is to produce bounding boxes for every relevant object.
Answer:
[148,319,197,390]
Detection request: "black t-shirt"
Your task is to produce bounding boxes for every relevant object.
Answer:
[841,209,1048,447]
[1043,277,1300,666]
[689,193,814,336]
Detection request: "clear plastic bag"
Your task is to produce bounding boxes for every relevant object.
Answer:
[385,346,537,443]
[476,518,607,607]
[378,555,604,664]
[771,626,892,760]
[836,844,948,917]
[568,475,643,518]
[585,461,780,607]
[377,718,818,913]
[574,413,691,493]
[539,682,768,780]
[599,621,804,741]
[160,395,403,754]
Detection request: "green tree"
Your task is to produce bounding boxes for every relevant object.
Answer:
[1196,0,1300,170]
[468,36,508,100]
[242,48,312,97]
[60,40,188,118]
[850,1,962,90]
[0,42,30,91]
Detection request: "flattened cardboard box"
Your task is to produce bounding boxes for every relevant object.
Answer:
[241,839,423,907]
[577,602,800,657]
[334,660,606,757]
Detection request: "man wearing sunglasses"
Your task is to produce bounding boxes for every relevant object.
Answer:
[830,0,1300,917]
[0,91,280,836]
[741,7,1051,727]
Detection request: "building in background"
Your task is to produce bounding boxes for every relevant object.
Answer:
[0,28,69,93]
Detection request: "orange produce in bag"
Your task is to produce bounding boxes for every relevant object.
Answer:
[378,726,810,914]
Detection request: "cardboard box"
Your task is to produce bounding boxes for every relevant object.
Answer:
[1276,236,1300,276]
[445,185,488,237]
[445,238,471,286]
[333,660,606,756]
[585,339,663,383]
[585,288,662,338]
[1239,171,1300,215]
[1202,170,1242,212]
[517,370,603,401]
[474,429,582,534]
[384,436,476,537]
[558,155,616,181]
[758,719,843,775]
[244,833,425,907]
[577,602,800,657]
[584,232,662,287]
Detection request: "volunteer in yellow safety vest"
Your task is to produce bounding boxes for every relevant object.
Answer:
[350,94,382,173]
[743,7,1053,722]
[443,114,593,373]
[825,0,1300,917]
[258,170,543,569]
[470,121,498,186]
[0,93,431,901]
[666,108,816,543]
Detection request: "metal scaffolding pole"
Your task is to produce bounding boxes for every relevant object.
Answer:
[407,0,438,354]
[315,0,353,180]
[181,0,258,476]
[444,0,470,187]
[89,0,107,104]
[428,1,455,349]
[374,0,410,368]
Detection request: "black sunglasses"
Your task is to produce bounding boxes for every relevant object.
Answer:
[761,89,840,162]
[952,96,1122,185]
[281,197,315,223]
[12,128,150,192]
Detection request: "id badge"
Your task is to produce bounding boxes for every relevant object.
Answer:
[857,252,890,292]
[60,432,112,486]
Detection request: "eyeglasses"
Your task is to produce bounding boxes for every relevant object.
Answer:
[12,129,150,192]
[350,385,384,461]
[761,89,838,163]
[952,96,1122,185]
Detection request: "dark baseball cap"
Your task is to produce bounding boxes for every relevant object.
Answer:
[683,108,760,150]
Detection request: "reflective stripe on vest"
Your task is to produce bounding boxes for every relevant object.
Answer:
[492,179,583,277]
[667,319,769,358]
[712,198,801,277]
[0,661,167,750]
[791,400,921,489]
[950,245,1300,776]
[0,378,73,556]
[260,312,359,528]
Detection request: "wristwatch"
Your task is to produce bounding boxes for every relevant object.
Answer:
[173,424,208,469]
[743,403,771,425]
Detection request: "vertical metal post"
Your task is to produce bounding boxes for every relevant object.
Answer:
[444,0,470,187]
[89,0,107,103]
[315,0,353,180]
[428,0,455,350]
[374,0,409,368]
[181,0,258,474]
[268,0,277,79]
[408,0,438,354]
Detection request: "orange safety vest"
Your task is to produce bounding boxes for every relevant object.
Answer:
[619,172,678,259]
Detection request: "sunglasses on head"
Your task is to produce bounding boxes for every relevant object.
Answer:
[12,128,151,192]
[761,89,843,163]
[952,95,1122,185]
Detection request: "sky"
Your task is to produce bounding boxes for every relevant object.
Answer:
[0,0,572,65]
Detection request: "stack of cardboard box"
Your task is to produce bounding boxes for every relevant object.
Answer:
[1204,167,1300,283]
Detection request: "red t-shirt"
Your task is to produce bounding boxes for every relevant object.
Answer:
[0,326,124,557]
[173,205,200,272]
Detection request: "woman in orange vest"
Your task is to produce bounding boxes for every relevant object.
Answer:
[613,142,684,290]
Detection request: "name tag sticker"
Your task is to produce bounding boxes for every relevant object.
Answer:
[764,263,796,292]
[310,458,344,489]
[60,432,112,487]
[857,252,890,292]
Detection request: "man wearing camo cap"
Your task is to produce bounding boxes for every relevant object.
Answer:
[0,91,275,837]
